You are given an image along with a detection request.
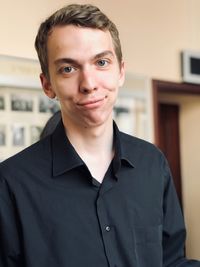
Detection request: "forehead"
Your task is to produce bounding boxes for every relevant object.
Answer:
[47,25,116,61]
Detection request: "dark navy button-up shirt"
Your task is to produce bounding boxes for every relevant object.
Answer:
[0,121,199,267]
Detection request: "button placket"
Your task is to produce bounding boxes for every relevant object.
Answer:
[96,196,115,266]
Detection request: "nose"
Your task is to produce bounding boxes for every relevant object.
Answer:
[79,69,97,94]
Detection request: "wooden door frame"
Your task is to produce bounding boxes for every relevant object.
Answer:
[152,79,200,205]
[152,79,200,146]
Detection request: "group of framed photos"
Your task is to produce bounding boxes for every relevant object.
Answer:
[0,88,59,162]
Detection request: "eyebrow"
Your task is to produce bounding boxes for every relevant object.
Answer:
[54,58,80,67]
[54,50,115,67]
[93,50,114,60]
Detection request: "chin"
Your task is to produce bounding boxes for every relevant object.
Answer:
[83,115,112,128]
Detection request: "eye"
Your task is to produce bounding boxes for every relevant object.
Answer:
[96,59,109,67]
[59,66,76,74]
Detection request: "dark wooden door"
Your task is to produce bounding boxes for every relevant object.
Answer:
[158,103,182,204]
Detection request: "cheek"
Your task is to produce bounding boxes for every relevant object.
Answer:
[52,79,77,99]
[99,72,121,92]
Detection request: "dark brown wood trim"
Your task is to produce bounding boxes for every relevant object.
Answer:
[152,79,200,94]
[152,80,159,145]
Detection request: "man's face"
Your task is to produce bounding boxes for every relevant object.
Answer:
[41,25,125,129]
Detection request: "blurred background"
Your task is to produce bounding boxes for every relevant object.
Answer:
[0,0,200,259]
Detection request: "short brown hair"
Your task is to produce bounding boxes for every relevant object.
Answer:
[35,4,122,79]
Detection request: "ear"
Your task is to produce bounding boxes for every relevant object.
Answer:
[40,73,56,99]
[119,61,125,87]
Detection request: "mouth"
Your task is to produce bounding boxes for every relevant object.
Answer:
[77,97,105,109]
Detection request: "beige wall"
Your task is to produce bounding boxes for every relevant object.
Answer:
[1,0,200,81]
[1,0,200,259]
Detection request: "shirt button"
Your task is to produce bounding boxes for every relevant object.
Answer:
[105,226,111,232]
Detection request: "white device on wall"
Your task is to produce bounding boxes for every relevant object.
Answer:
[182,50,200,84]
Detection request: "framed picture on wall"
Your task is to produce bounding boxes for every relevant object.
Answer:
[39,96,60,113]
[0,95,5,110]
[12,124,25,146]
[11,94,33,112]
[0,125,6,146]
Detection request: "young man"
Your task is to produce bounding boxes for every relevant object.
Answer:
[0,4,199,267]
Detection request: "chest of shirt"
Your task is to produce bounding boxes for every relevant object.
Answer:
[13,163,164,237]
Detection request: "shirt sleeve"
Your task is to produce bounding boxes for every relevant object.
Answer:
[162,157,200,267]
[0,175,24,267]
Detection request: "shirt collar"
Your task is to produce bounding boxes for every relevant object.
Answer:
[113,122,135,174]
[51,120,135,178]
[51,121,84,177]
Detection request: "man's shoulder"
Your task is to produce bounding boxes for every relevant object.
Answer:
[118,131,167,175]
[0,136,51,176]
[119,130,160,154]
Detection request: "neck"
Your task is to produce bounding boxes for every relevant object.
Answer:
[62,116,114,183]
[62,115,114,153]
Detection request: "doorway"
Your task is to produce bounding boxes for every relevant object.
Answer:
[152,79,200,204]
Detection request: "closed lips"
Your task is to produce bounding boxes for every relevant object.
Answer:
[77,97,105,106]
